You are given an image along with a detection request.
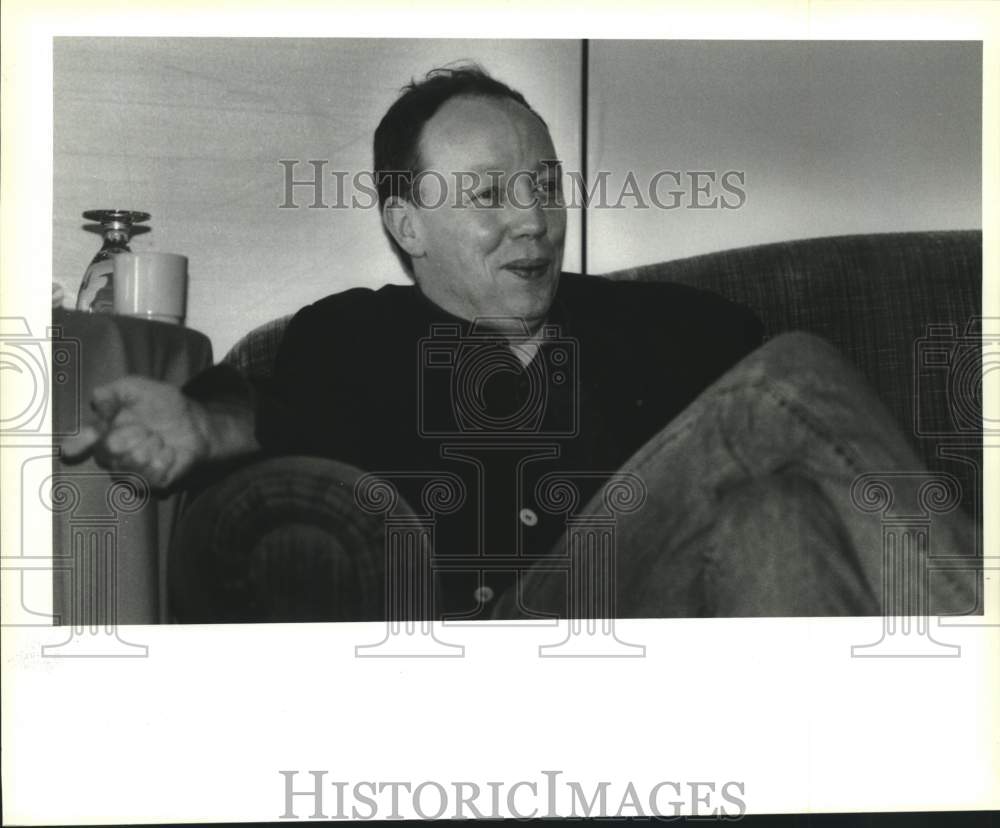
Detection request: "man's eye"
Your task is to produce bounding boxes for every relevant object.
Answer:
[538,179,563,202]
[473,187,502,206]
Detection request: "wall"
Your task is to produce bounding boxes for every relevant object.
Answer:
[587,41,981,272]
[53,38,582,356]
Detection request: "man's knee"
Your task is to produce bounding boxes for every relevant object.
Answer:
[708,329,899,465]
[741,331,856,383]
[706,470,881,616]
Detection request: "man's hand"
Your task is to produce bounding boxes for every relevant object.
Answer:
[61,376,254,489]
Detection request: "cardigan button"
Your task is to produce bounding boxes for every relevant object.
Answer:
[473,585,495,604]
[519,507,539,527]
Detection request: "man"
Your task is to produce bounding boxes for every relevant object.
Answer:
[65,66,976,622]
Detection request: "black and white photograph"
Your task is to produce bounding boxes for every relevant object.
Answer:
[2,2,997,825]
[46,37,986,627]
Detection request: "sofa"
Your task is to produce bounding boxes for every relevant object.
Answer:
[166,229,983,623]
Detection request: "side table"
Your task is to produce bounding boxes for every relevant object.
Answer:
[51,309,213,628]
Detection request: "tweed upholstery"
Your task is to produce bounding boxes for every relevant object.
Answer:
[221,230,982,513]
[170,456,407,622]
[222,312,293,381]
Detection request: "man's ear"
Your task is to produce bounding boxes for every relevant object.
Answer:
[382,197,425,259]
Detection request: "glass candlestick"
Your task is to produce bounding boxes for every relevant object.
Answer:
[75,210,150,313]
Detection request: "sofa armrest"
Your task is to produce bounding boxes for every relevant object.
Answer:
[168,456,405,623]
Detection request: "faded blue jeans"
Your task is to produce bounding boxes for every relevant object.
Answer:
[492,332,978,619]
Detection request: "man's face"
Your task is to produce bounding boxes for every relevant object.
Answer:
[402,95,566,330]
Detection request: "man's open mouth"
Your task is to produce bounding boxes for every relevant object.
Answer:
[503,258,551,279]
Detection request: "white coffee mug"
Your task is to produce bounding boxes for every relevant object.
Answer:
[113,252,188,325]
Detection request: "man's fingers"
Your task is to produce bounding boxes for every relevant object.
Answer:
[118,437,177,490]
[149,445,178,489]
[90,376,157,421]
[72,376,195,488]
[106,433,161,474]
[104,423,152,456]
[90,381,129,420]
[60,424,103,459]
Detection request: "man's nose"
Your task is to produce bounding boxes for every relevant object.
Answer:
[507,185,547,238]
